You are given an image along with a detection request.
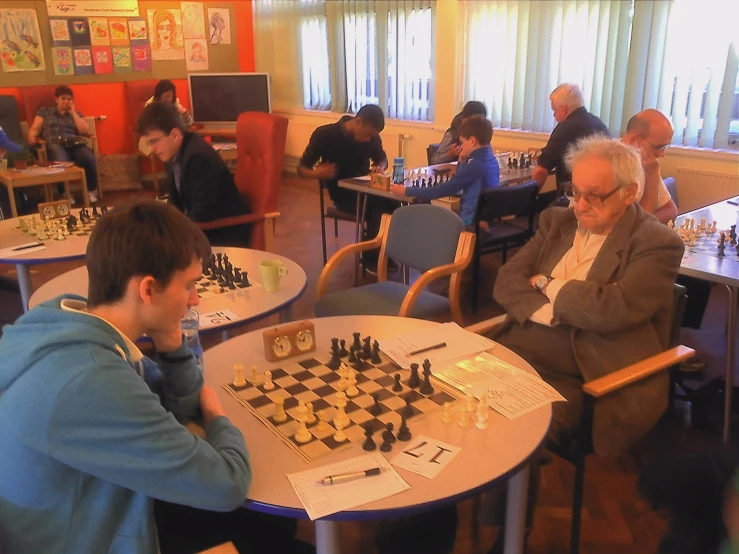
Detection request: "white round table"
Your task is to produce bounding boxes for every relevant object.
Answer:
[29,247,307,332]
[204,315,551,554]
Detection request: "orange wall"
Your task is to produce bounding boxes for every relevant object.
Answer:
[0,0,256,156]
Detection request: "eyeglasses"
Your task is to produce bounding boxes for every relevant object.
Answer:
[146,133,171,147]
[563,183,623,208]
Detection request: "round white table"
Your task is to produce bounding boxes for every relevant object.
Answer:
[0,213,91,312]
[28,247,307,332]
[204,315,551,554]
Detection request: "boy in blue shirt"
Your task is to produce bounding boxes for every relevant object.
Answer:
[390,115,500,227]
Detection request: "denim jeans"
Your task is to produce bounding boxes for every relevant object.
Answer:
[45,142,98,193]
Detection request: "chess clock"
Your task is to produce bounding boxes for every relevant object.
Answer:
[38,200,71,220]
[263,320,316,362]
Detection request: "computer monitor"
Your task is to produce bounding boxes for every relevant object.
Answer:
[188,73,271,125]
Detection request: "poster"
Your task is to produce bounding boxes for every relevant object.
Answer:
[89,18,110,46]
[49,19,71,45]
[46,1,139,18]
[52,47,74,75]
[181,2,205,39]
[207,8,230,44]
[112,46,132,72]
[92,45,113,74]
[68,18,91,46]
[185,39,208,71]
[148,8,184,60]
[108,18,129,45]
[131,45,151,71]
[0,9,46,72]
[73,47,94,75]
[128,18,147,45]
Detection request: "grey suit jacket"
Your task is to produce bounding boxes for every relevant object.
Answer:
[493,204,685,457]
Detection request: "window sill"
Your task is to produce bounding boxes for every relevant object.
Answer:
[272,107,436,129]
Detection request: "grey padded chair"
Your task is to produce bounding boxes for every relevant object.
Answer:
[663,176,679,211]
[314,204,476,325]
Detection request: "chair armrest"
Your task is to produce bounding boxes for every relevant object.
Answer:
[464,314,507,336]
[583,345,695,399]
[196,211,279,231]
[398,252,471,318]
[315,235,384,300]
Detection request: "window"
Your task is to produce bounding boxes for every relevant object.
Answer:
[255,0,435,122]
[461,0,739,149]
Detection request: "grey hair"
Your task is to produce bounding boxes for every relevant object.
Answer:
[550,83,585,111]
[565,136,646,201]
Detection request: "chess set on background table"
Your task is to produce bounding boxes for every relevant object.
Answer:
[671,216,738,258]
[195,252,259,300]
[15,200,107,241]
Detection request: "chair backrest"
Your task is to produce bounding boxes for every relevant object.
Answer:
[123,80,159,132]
[385,204,465,273]
[234,111,289,215]
[664,176,679,211]
[426,143,440,165]
[19,86,57,124]
[0,96,22,144]
[669,283,688,348]
[478,180,539,221]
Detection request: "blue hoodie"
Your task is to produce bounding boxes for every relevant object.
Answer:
[0,296,251,554]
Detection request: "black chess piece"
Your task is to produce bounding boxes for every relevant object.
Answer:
[419,363,435,395]
[216,253,223,270]
[242,270,250,287]
[352,332,362,352]
[392,374,403,392]
[371,340,382,364]
[370,392,382,416]
[719,233,726,257]
[331,337,340,352]
[223,254,229,268]
[91,204,99,217]
[403,396,414,418]
[397,416,411,441]
[361,336,372,360]
[348,347,358,364]
[362,424,377,451]
[383,422,396,444]
[339,339,349,358]
[227,275,236,290]
[730,225,737,245]
[233,268,242,283]
[326,341,342,370]
[408,363,421,388]
[101,205,108,214]
[380,435,393,452]
[66,216,75,231]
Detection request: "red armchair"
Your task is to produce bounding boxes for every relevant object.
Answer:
[197,112,288,252]
[123,80,161,192]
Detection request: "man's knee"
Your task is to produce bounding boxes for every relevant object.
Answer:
[46,144,71,162]
[73,146,97,169]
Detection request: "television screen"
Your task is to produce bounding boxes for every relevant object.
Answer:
[189,73,271,123]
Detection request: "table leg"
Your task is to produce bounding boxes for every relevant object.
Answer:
[8,183,18,218]
[503,463,530,554]
[279,303,294,323]
[724,285,738,442]
[63,180,71,201]
[16,263,33,313]
[314,520,341,554]
[80,171,89,207]
[353,193,362,286]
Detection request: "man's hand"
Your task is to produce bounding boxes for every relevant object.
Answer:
[389,184,407,196]
[370,165,384,174]
[68,101,76,116]
[624,135,660,175]
[28,133,38,146]
[150,326,184,353]
[529,274,545,290]
[313,162,338,179]
[449,144,462,157]
[200,384,227,424]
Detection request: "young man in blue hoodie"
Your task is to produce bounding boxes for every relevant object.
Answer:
[0,200,304,554]
[390,115,500,228]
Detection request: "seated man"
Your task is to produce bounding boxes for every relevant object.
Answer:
[389,115,500,228]
[621,109,678,224]
[27,85,100,203]
[139,79,194,155]
[0,200,305,554]
[430,101,488,165]
[532,83,610,203]
[484,137,684,547]
[298,104,395,271]
[137,102,250,247]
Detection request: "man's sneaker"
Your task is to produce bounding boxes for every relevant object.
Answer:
[88,190,99,204]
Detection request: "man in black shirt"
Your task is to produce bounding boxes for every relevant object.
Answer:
[298,105,395,270]
[136,103,250,246]
[532,83,610,192]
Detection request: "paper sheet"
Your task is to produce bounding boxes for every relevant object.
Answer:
[0,243,47,258]
[379,322,495,368]
[354,175,371,182]
[198,309,240,329]
[287,452,409,520]
[390,435,461,479]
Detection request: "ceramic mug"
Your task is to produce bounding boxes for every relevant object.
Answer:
[259,260,288,292]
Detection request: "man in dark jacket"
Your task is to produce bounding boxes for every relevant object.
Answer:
[136,102,250,246]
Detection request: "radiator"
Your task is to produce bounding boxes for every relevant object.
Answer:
[675,166,739,212]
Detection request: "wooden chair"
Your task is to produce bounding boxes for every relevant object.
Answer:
[197,111,288,252]
[315,204,475,325]
[319,179,357,264]
[123,80,162,192]
[426,142,440,165]
[664,176,679,211]
[466,283,694,554]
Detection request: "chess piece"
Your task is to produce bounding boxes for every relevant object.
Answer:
[305,402,317,424]
[380,423,395,452]
[419,361,434,395]
[361,336,372,360]
[689,235,696,247]
[273,396,287,423]
[397,416,411,441]
[233,268,242,283]
[335,392,349,427]
[403,396,414,418]
[101,205,108,215]
[408,363,421,388]
[92,204,99,218]
[362,424,377,451]
[700,218,706,230]
[719,234,726,257]
[475,400,489,430]
[296,400,308,421]
[326,341,342,370]
[263,370,275,390]
[232,364,246,387]
[667,219,674,230]
[333,417,347,443]
[294,415,312,444]
[347,347,358,364]
[346,370,359,398]
[339,339,349,358]
[458,408,470,427]
[316,410,329,432]
[730,225,737,245]
[369,392,382,416]
[371,340,382,364]
[352,332,362,352]
[392,373,403,392]
[466,393,476,413]
[250,365,261,385]
[442,401,452,424]
[711,221,718,233]
[241,270,250,286]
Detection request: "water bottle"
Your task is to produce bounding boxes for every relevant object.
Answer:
[392,157,405,184]
[181,308,204,373]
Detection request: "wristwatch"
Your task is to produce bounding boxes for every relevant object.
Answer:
[534,275,553,293]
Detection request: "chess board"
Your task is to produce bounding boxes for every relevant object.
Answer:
[675,219,739,260]
[222,349,460,462]
[195,273,260,300]
[15,215,98,240]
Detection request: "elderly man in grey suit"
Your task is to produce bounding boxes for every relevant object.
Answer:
[484,136,685,550]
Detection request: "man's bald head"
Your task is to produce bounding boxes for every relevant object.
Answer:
[624,109,673,158]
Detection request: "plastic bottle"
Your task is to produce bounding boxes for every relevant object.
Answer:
[392,157,405,184]
[181,307,204,373]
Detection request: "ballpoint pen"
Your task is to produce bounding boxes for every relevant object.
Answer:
[408,342,447,357]
[11,242,44,252]
[320,467,382,485]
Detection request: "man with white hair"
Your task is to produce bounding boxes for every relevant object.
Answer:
[532,83,610,191]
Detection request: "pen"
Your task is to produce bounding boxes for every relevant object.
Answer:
[408,342,447,357]
[320,467,382,485]
[11,242,44,252]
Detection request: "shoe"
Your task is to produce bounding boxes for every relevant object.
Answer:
[88,190,99,204]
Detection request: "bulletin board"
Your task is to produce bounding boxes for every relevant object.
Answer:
[0,0,239,87]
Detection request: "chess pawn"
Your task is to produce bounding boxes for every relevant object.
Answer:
[232,364,246,387]
[346,371,359,398]
[273,396,288,423]
[475,400,489,430]
[263,370,275,391]
[316,410,329,432]
[465,393,476,413]
[296,400,308,421]
[700,218,707,230]
[251,365,261,385]
[333,417,347,443]
[294,414,312,444]
[458,409,470,428]
[305,402,317,424]
[667,220,674,230]
[442,401,452,424]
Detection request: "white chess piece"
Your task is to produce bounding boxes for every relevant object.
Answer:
[263,370,275,391]
[316,409,329,432]
[305,402,317,424]
[711,221,718,233]
[273,396,287,423]
[667,220,674,230]
[442,401,452,424]
[294,414,312,444]
[458,408,470,428]
[475,400,489,430]
[296,400,307,420]
[689,235,696,247]
[700,218,707,230]
[232,364,246,387]
[250,365,261,385]
[335,397,349,428]
[333,417,347,443]
[465,393,476,413]
[346,371,359,397]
